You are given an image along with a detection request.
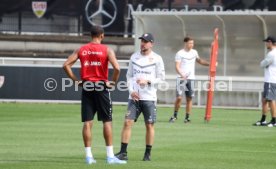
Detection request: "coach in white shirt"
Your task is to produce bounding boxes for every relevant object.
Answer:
[254,36,276,127]
[115,33,165,161]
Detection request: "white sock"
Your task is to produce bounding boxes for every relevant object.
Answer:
[106,146,114,158]
[85,147,93,158]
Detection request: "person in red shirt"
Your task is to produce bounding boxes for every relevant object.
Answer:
[63,26,126,165]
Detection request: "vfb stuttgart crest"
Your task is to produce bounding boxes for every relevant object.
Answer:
[32,1,47,18]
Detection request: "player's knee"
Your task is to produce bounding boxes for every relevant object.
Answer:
[145,123,154,130]
[186,97,192,101]
[176,97,182,102]
[124,120,133,128]
[83,121,92,129]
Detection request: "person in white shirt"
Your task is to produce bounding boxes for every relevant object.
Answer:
[115,33,165,161]
[254,36,276,127]
[169,37,209,123]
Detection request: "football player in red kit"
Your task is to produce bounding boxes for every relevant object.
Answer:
[63,26,126,165]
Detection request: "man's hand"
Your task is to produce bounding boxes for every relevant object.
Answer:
[136,78,149,86]
[180,74,188,80]
[180,72,190,80]
[130,91,140,101]
[106,81,115,88]
[76,80,83,87]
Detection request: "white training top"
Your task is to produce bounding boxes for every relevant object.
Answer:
[127,51,165,101]
[260,48,276,83]
[175,49,199,80]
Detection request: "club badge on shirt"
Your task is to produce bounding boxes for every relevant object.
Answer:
[148,57,154,63]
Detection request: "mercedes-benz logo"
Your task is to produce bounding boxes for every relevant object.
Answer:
[85,0,117,28]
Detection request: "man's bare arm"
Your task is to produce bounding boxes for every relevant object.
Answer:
[107,47,120,84]
[196,57,209,66]
[63,49,79,82]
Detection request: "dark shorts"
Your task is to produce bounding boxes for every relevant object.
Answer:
[176,78,195,98]
[125,100,157,124]
[263,82,276,101]
[81,88,112,122]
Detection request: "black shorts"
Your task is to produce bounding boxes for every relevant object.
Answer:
[263,82,276,101]
[125,100,157,124]
[81,88,112,122]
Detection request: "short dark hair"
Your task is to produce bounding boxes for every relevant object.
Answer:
[90,26,104,37]
[183,37,193,42]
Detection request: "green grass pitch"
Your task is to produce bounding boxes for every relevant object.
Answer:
[0,103,275,169]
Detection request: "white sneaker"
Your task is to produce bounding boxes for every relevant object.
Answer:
[107,156,127,164]
[267,122,276,128]
[86,157,96,164]
[253,121,267,126]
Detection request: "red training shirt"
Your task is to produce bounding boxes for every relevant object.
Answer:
[78,43,108,82]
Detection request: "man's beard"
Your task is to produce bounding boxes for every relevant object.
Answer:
[141,48,148,53]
